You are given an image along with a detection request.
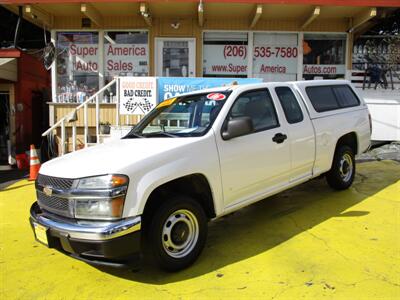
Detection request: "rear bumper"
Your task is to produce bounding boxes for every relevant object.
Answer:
[29,202,142,266]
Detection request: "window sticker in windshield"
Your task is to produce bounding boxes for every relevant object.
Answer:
[157,97,177,109]
[206,93,226,101]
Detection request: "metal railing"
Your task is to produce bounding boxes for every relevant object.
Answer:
[42,77,120,155]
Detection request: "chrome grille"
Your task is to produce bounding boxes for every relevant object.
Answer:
[36,191,73,218]
[37,174,74,190]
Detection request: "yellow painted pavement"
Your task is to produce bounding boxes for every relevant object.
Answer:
[1,161,399,299]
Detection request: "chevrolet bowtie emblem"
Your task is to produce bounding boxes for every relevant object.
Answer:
[43,186,53,196]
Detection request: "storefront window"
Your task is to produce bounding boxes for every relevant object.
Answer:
[103,31,148,102]
[55,31,149,103]
[303,34,346,80]
[56,32,99,103]
[104,31,148,80]
[203,32,248,78]
[253,33,298,81]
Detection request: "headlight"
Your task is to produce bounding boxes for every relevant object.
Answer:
[73,174,129,220]
[75,196,125,220]
[76,174,128,189]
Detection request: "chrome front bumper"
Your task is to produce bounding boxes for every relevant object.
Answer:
[30,202,141,241]
[30,202,142,266]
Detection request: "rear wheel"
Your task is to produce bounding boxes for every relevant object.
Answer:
[148,196,207,271]
[326,145,355,190]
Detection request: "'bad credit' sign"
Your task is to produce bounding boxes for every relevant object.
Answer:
[119,77,157,115]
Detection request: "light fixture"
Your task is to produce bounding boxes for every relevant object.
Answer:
[141,11,150,18]
[171,21,180,29]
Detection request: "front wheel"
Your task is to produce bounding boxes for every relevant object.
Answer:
[326,145,356,190]
[148,196,207,271]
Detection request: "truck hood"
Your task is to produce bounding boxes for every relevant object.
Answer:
[39,138,196,178]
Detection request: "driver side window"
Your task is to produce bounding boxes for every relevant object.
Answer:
[229,89,279,132]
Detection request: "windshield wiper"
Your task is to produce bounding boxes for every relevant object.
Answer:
[144,132,178,138]
[124,132,145,139]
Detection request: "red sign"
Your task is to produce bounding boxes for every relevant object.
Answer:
[207,93,226,101]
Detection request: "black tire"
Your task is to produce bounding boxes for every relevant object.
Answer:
[326,145,356,190]
[147,196,207,271]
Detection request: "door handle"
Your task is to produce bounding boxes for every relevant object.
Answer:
[272,133,287,144]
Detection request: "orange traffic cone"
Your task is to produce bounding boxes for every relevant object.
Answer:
[29,144,41,181]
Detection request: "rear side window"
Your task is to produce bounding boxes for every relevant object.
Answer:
[332,85,360,108]
[275,87,303,124]
[306,86,339,112]
[306,84,360,112]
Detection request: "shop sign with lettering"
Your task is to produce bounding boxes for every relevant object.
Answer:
[303,64,346,75]
[68,43,99,73]
[119,77,157,115]
[105,44,149,76]
[157,77,262,101]
[251,33,299,81]
[253,45,298,75]
[203,45,248,76]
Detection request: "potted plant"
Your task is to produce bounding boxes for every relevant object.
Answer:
[99,121,111,135]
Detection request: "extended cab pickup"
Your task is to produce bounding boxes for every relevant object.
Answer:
[30,80,371,271]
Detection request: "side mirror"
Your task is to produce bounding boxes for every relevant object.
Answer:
[222,116,254,140]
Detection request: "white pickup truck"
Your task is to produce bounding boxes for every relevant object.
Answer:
[30,80,371,271]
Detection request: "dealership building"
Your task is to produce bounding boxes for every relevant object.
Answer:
[1,0,399,157]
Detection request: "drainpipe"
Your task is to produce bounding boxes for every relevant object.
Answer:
[13,6,23,48]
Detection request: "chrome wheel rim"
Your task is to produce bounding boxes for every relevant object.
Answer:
[339,153,353,182]
[161,209,199,258]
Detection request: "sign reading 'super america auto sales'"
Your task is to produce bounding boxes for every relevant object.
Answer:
[105,44,148,75]
[66,43,148,74]
[68,44,99,73]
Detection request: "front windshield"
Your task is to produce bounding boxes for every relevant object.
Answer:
[125,91,230,138]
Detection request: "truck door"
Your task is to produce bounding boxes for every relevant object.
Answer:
[273,85,315,182]
[215,88,291,209]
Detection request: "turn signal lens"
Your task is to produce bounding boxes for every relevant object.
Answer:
[111,175,129,187]
[111,196,125,217]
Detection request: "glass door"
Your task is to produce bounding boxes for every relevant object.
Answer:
[155,38,196,77]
